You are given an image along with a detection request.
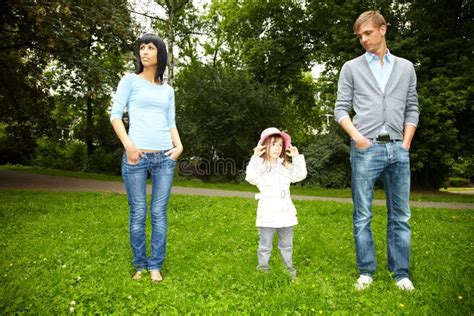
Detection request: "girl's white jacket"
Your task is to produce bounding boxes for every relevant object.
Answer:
[245,155,307,228]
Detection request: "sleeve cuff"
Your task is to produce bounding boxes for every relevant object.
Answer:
[337,115,350,124]
[292,155,305,163]
[110,115,122,123]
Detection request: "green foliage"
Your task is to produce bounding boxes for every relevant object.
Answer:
[411,76,471,188]
[401,0,473,188]
[206,0,323,143]
[452,156,474,183]
[305,0,473,189]
[84,148,122,176]
[302,131,351,188]
[32,138,121,175]
[33,138,87,171]
[447,177,470,188]
[0,191,472,313]
[175,62,284,178]
[153,0,202,65]
[0,0,136,161]
[0,49,55,164]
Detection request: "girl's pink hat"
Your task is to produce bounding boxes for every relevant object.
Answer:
[259,127,292,150]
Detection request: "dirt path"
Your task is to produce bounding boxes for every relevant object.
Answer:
[0,170,472,210]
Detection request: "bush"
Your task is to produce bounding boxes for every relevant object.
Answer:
[175,62,285,181]
[33,137,87,171]
[84,148,122,175]
[302,131,350,188]
[32,138,122,174]
[447,177,470,187]
[451,156,474,183]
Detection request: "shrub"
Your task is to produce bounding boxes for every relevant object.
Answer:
[33,137,87,171]
[448,177,470,187]
[84,148,122,175]
[302,132,350,188]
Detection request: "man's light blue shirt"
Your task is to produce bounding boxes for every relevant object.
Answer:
[365,50,394,135]
[364,50,394,93]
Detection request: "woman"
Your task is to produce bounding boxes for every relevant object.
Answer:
[110,33,183,282]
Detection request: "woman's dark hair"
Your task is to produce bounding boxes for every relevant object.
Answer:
[134,33,167,82]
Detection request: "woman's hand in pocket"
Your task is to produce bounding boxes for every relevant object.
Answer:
[165,146,183,161]
[125,145,144,164]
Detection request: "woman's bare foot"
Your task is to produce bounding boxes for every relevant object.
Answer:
[150,270,163,283]
[132,271,143,280]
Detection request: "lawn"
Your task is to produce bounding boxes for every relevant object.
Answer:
[1,164,473,203]
[0,191,472,314]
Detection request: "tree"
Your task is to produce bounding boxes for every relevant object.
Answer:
[0,0,136,162]
[402,0,473,187]
[205,0,323,144]
[304,0,473,188]
[175,62,285,180]
[49,1,135,155]
[153,0,197,86]
[0,0,60,162]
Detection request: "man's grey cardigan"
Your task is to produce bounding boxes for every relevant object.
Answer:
[334,54,420,140]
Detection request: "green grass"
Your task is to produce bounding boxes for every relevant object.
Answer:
[1,164,473,203]
[0,191,472,314]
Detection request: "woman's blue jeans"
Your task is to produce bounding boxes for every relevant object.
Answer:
[121,151,175,272]
[350,141,411,280]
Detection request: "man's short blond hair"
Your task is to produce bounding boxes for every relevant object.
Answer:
[353,10,387,34]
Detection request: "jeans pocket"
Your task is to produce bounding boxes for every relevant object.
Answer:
[354,143,373,153]
[399,144,410,152]
[165,154,177,163]
[123,153,142,166]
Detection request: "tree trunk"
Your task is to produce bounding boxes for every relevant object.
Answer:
[159,0,189,86]
[167,6,174,86]
[86,91,94,156]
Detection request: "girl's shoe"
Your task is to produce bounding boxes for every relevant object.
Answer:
[354,275,373,290]
[132,271,143,280]
[150,270,164,283]
[396,278,415,291]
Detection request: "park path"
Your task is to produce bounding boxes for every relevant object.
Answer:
[0,170,472,210]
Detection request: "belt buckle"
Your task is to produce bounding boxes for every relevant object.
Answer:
[375,134,390,143]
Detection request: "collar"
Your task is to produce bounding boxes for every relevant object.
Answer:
[364,49,393,64]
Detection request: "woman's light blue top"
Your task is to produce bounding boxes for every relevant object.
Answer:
[110,73,176,150]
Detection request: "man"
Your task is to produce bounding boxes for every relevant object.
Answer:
[334,10,419,291]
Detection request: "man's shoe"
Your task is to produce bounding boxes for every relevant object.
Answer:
[354,275,373,290]
[396,278,415,291]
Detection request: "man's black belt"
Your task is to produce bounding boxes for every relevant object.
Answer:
[372,134,393,143]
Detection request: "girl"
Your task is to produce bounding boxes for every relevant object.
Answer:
[245,127,307,278]
[110,34,183,282]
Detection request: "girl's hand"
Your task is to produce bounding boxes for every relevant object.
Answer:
[286,145,299,157]
[125,145,144,165]
[165,145,183,161]
[253,144,266,157]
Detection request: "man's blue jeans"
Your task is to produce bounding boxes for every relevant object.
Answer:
[350,141,411,280]
[121,151,175,272]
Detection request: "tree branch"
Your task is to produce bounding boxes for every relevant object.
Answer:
[128,9,167,22]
